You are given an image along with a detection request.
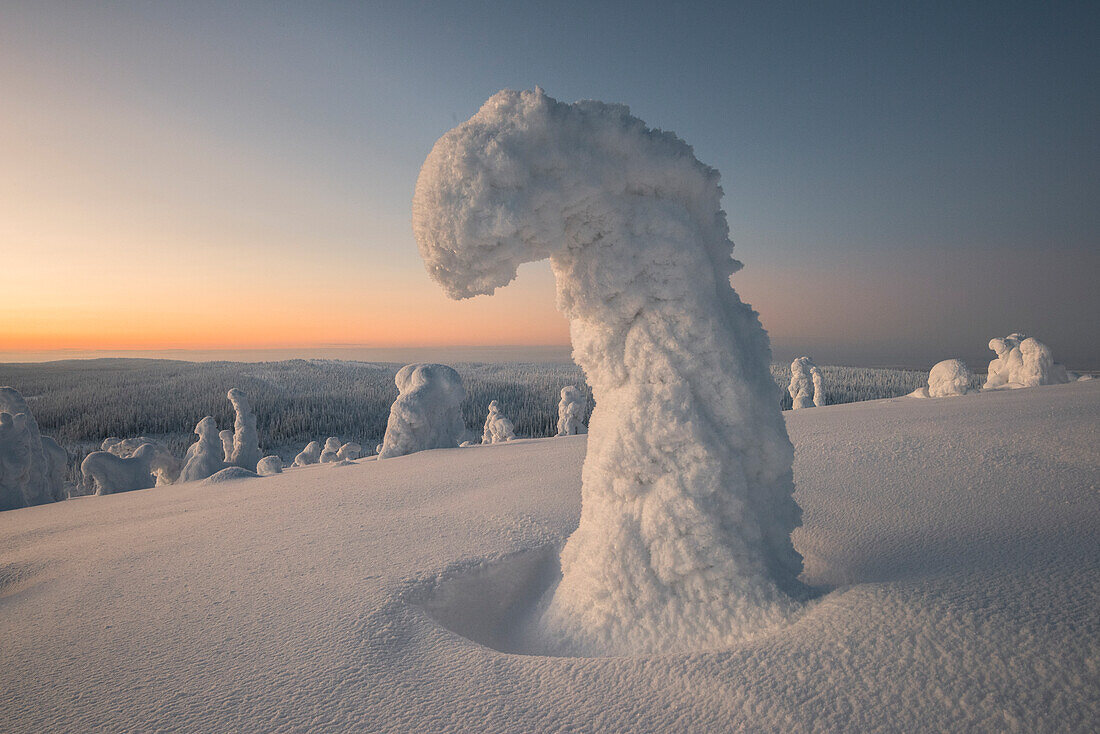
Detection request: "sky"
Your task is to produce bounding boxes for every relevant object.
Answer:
[2,1,1098,367]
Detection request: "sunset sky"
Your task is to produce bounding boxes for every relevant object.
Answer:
[3,1,1098,367]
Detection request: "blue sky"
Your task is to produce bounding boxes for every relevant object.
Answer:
[3,1,1097,366]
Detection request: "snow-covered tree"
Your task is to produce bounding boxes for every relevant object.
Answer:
[0,386,65,509]
[293,441,321,467]
[985,334,1070,389]
[103,436,179,485]
[80,444,157,495]
[412,89,804,654]
[227,388,261,471]
[377,364,465,459]
[926,359,975,397]
[336,442,362,461]
[788,357,817,410]
[555,386,587,436]
[179,416,227,483]
[319,437,342,463]
[256,455,283,476]
[481,400,517,444]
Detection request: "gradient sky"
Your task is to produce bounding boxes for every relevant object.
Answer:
[3,1,1098,367]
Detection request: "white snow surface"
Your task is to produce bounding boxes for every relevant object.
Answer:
[1,382,1097,731]
[413,89,803,655]
[378,363,465,460]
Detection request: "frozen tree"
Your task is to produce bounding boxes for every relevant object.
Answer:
[256,455,283,476]
[985,334,1070,389]
[555,386,587,437]
[80,444,157,495]
[926,359,975,397]
[227,388,261,471]
[0,386,65,509]
[319,437,342,463]
[179,416,228,483]
[336,442,362,461]
[40,436,68,498]
[481,400,517,444]
[220,430,235,463]
[412,89,804,654]
[104,436,179,485]
[377,364,465,460]
[293,441,321,467]
[788,357,818,410]
[812,368,826,407]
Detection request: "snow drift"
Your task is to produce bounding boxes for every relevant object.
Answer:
[377,364,465,460]
[481,401,516,444]
[412,88,804,654]
[0,386,66,509]
[555,386,587,436]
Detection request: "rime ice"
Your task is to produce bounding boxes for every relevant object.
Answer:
[412,89,804,654]
[378,364,465,460]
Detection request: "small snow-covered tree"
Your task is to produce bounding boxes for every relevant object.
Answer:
[555,386,587,436]
[788,357,817,410]
[81,444,157,495]
[319,437,342,463]
[412,89,804,654]
[179,416,228,483]
[227,388,261,471]
[377,364,465,459]
[256,455,283,476]
[481,400,517,444]
[104,436,179,485]
[337,442,362,461]
[219,430,235,463]
[293,441,321,467]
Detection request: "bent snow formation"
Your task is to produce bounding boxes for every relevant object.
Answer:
[378,364,465,460]
[413,88,805,655]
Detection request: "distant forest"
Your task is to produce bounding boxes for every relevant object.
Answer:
[0,359,936,485]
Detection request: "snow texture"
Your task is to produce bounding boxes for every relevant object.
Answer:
[1,382,1097,732]
[336,442,362,461]
[412,89,803,654]
[80,444,157,495]
[927,359,976,398]
[555,386,587,436]
[0,386,65,509]
[293,441,322,467]
[378,364,466,460]
[788,357,820,410]
[179,417,228,483]
[202,466,260,484]
[320,437,342,464]
[227,389,261,471]
[481,401,517,444]
[256,456,283,476]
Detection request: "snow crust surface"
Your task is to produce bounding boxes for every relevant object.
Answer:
[413,89,803,654]
[1,383,1097,732]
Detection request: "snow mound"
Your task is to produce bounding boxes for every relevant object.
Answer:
[555,386,587,436]
[413,88,803,655]
[202,466,260,484]
[378,364,465,460]
[925,359,976,398]
[256,456,283,476]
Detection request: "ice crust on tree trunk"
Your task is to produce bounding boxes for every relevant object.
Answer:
[412,88,804,654]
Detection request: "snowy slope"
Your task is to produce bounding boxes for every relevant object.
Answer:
[2,382,1098,732]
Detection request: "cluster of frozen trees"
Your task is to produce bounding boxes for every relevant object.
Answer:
[912,333,1076,399]
[0,387,67,510]
[787,357,826,409]
[413,88,805,654]
[291,436,362,466]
